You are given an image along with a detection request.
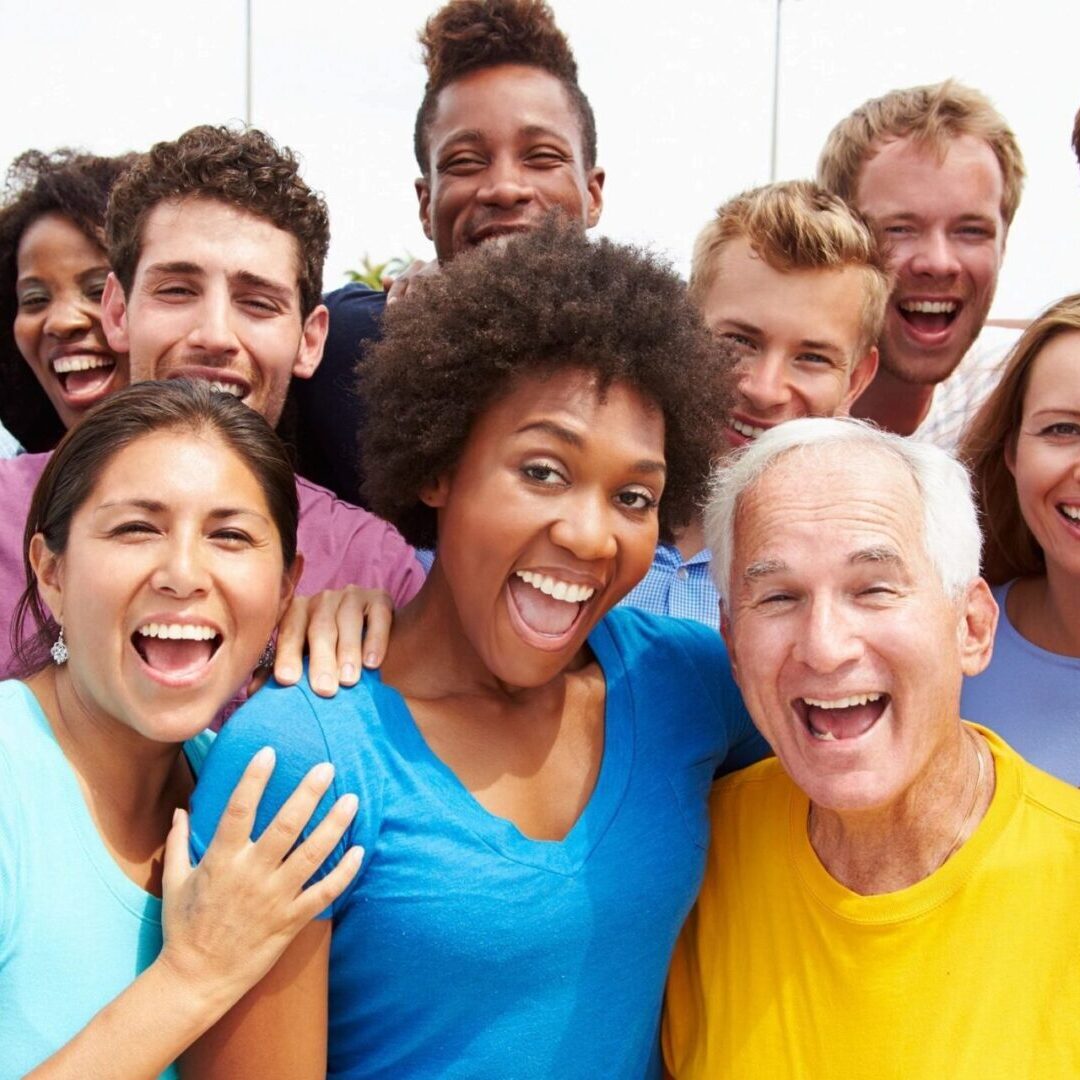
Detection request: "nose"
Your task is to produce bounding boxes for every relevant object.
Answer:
[548,488,619,563]
[738,350,792,414]
[909,227,962,279]
[791,594,863,675]
[43,294,94,339]
[475,157,535,209]
[150,533,212,599]
[185,286,240,359]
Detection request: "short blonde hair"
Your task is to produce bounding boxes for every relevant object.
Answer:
[689,179,891,356]
[817,79,1025,227]
[958,293,1080,585]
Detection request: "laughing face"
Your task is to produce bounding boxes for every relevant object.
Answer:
[426,368,665,690]
[32,428,296,743]
[700,237,878,450]
[14,212,128,429]
[723,444,994,811]
[854,134,1006,386]
[101,196,328,427]
[1008,329,1080,581]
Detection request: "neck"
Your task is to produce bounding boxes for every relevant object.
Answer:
[850,366,936,436]
[672,518,706,562]
[807,725,995,895]
[1008,570,1080,657]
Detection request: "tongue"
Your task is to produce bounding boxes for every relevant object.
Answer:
[61,363,114,398]
[901,310,952,334]
[139,636,214,676]
[508,577,580,636]
[808,702,880,740]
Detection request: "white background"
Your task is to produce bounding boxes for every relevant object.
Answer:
[2,0,1077,317]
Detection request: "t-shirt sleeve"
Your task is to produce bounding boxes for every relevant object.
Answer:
[0,746,19,946]
[188,677,381,917]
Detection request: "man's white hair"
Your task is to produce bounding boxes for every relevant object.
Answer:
[704,417,983,608]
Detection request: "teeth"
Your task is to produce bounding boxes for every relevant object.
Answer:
[136,623,219,641]
[1060,505,1080,522]
[802,692,883,710]
[206,380,245,397]
[810,728,837,741]
[730,417,767,439]
[900,300,957,314]
[52,354,114,374]
[514,570,595,604]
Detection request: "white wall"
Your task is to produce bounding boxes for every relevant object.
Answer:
[2,0,1076,316]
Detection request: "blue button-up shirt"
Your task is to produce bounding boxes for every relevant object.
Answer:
[619,543,719,629]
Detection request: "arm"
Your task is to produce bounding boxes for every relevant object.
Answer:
[180,921,330,1079]
[26,752,360,1080]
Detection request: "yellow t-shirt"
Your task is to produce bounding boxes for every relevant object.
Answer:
[664,726,1080,1080]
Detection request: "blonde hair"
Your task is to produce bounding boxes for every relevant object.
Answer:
[689,179,891,356]
[959,294,1080,585]
[817,80,1025,227]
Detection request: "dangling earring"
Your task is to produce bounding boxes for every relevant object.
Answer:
[50,627,69,665]
[257,638,276,670]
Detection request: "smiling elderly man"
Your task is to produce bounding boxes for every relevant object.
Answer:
[663,418,1080,1079]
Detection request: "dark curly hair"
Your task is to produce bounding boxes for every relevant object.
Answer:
[361,216,733,549]
[413,0,597,174]
[106,125,329,319]
[0,149,136,451]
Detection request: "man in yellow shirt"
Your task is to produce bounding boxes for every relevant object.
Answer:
[664,418,1080,1079]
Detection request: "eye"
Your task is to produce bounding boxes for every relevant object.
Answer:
[110,521,158,539]
[240,296,280,315]
[441,154,486,175]
[156,283,196,300]
[521,461,567,486]
[526,149,569,167]
[16,291,48,311]
[858,584,897,599]
[84,281,107,303]
[796,352,836,368]
[720,332,756,351]
[615,488,658,512]
[957,225,993,239]
[1038,421,1080,438]
[211,527,255,547]
[757,592,795,607]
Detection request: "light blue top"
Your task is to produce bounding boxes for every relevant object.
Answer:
[190,607,765,1079]
[0,422,20,459]
[0,680,213,1079]
[961,580,1080,785]
[619,543,719,630]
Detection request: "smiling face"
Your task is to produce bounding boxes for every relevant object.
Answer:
[32,428,296,742]
[417,63,604,263]
[14,212,128,429]
[700,237,878,450]
[427,367,664,689]
[854,134,1006,386]
[723,445,994,811]
[101,197,328,426]
[1007,330,1080,582]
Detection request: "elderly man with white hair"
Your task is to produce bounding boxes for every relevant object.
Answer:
[662,417,1080,1080]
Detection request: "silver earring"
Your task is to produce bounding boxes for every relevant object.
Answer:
[50,627,69,665]
[258,638,276,670]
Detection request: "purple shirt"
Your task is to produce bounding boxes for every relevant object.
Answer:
[0,452,423,676]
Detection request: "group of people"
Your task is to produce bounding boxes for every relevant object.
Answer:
[1,1,1078,1077]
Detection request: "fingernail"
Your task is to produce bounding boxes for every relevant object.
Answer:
[311,762,334,786]
[172,808,181,825]
[253,746,275,769]
[364,652,379,668]
[348,845,365,866]
[337,792,359,816]
[278,665,299,682]
[316,673,334,694]
[341,663,358,682]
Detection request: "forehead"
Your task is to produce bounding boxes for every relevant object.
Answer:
[428,62,584,150]
[17,212,106,272]
[1023,329,1080,410]
[734,445,925,570]
[703,237,867,351]
[135,196,301,288]
[853,133,1005,222]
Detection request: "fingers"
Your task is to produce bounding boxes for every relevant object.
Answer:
[362,593,393,669]
[161,807,193,896]
[254,761,336,866]
[331,586,371,687]
[274,593,311,685]
[294,844,365,920]
[208,746,276,849]
[385,275,410,305]
[279,791,360,894]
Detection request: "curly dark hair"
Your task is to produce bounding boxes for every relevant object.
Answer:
[0,149,136,451]
[413,0,597,174]
[106,125,329,319]
[361,216,733,549]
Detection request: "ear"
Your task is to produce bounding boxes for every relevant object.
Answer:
[585,167,605,229]
[101,272,131,354]
[841,345,879,413]
[416,177,433,242]
[419,471,451,509]
[957,577,998,678]
[29,533,64,624]
[277,553,304,622]
[719,604,740,687]
[292,304,329,381]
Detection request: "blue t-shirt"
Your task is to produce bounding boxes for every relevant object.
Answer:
[961,580,1080,785]
[190,608,764,1078]
[0,680,213,1079]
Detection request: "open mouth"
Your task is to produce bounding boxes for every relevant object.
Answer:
[1058,504,1080,528]
[897,299,960,336]
[794,692,889,742]
[51,353,117,401]
[505,569,596,650]
[131,622,222,683]
[729,416,768,441]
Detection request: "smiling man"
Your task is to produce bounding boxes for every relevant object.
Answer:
[662,418,1080,1079]
[818,81,1025,449]
[292,0,603,506]
[621,181,887,627]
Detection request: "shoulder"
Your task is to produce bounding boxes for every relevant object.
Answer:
[0,451,50,508]
[324,283,386,336]
[712,758,786,824]
[0,680,46,756]
[1017,756,1080,831]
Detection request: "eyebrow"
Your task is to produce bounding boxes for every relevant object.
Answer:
[1028,407,1080,420]
[516,420,667,475]
[743,546,904,581]
[96,498,269,522]
[743,557,787,582]
[143,260,203,278]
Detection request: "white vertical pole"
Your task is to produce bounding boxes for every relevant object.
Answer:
[244,0,254,126]
[769,0,783,181]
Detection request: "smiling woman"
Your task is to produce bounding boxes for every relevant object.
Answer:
[1,380,361,1078]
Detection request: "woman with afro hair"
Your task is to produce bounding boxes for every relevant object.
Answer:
[189,217,765,1078]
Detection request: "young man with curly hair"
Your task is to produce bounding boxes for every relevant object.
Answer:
[293,0,604,506]
[0,126,423,679]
